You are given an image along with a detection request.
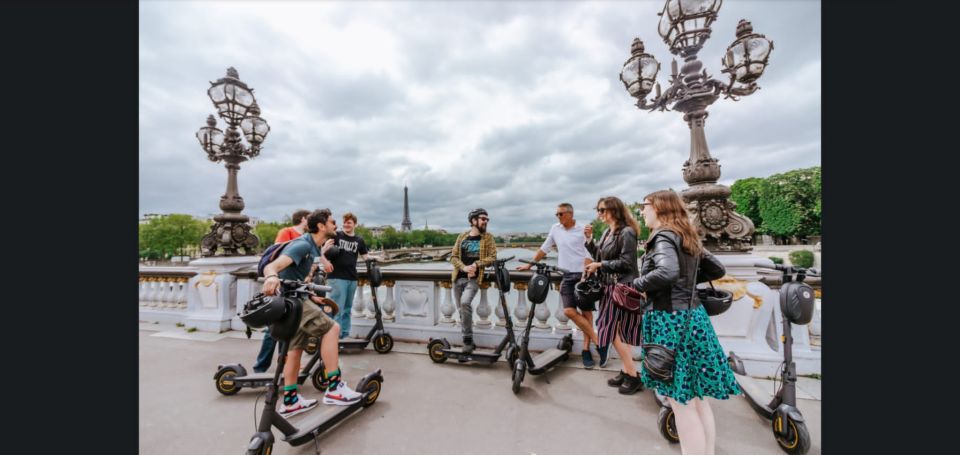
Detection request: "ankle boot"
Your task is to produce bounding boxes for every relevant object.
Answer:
[607,370,627,387]
[618,372,643,395]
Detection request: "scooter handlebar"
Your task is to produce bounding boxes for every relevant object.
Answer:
[519,259,569,274]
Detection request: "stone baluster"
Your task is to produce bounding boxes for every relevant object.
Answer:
[139,277,149,306]
[533,284,553,330]
[513,281,529,324]
[354,279,368,319]
[381,280,396,321]
[176,277,189,310]
[438,281,456,325]
[147,278,160,307]
[494,283,508,327]
[159,278,174,308]
[553,281,571,331]
[366,283,378,319]
[474,282,494,329]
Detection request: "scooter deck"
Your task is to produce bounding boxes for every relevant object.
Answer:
[281,402,362,446]
[529,348,568,373]
[731,371,776,418]
[339,338,369,350]
[442,348,500,363]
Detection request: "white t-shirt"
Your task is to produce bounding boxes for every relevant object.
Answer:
[539,222,591,273]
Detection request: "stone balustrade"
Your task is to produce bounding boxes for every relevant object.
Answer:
[139,267,196,324]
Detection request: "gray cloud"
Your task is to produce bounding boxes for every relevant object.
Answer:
[140,0,820,233]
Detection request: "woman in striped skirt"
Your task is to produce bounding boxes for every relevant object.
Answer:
[583,196,643,394]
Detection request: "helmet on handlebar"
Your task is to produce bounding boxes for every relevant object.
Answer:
[780,280,815,325]
[527,272,550,304]
[494,262,511,292]
[240,293,288,329]
[574,277,602,306]
[367,260,383,288]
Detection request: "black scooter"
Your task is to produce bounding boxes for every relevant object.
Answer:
[214,275,340,396]
[427,256,517,365]
[654,265,819,455]
[728,264,818,454]
[242,278,384,455]
[510,259,574,394]
[338,258,394,354]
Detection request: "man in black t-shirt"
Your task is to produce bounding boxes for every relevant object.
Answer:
[328,212,372,339]
[449,208,497,355]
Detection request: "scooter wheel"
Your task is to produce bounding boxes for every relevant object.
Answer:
[214,367,241,396]
[362,378,382,408]
[311,366,329,392]
[773,415,811,454]
[374,333,394,354]
[428,340,448,363]
[511,361,526,394]
[657,406,680,444]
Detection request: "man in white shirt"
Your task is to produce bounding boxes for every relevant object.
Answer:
[517,203,607,369]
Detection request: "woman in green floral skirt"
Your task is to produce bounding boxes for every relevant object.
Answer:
[633,190,741,455]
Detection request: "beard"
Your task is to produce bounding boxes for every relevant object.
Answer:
[477,224,487,234]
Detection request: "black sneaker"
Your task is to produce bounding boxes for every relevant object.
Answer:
[582,350,595,369]
[607,370,627,387]
[597,344,610,368]
[618,372,644,395]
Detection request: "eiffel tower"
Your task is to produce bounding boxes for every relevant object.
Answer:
[401,184,412,232]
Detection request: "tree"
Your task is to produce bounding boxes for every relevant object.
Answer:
[139,214,210,259]
[590,218,608,242]
[628,202,651,240]
[758,166,821,240]
[730,177,764,233]
[253,221,285,251]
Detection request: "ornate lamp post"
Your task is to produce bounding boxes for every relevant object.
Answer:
[620,0,773,252]
[195,67,270,256]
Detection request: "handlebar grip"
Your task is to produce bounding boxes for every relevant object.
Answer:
[519,259,535,265]
[307,283,333,293]
[498,255,516,262]
[805,268,820,277]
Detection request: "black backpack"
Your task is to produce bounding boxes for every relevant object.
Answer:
[257,240,293,277]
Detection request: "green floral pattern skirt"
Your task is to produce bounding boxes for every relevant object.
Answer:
[640,305,742,404]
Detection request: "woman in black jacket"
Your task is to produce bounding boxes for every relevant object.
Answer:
[633,190,740,455]
[583,196,643,394]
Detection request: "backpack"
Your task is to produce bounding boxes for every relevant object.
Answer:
[257,240,294,277]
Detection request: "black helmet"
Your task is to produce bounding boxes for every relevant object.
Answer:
[779,281,815,325]
[468,208,488,223]
[494,262,511,292]
[269,296,303,342]
[575,277,602,305]
[527,273,550,304]
[367,261,383,288]
[240,293,288,329]
[698,286,734,316]
[324,244,340,260]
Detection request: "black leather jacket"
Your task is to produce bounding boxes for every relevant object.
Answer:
[632,229,725,312]
[584,226,639,284]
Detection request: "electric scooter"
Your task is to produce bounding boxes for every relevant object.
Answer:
[510,259,574,394]
[427,256,518,365]
[214,275,340,396]
[240,278,384,455]
[338,258,394,354]
[655,265,819,455]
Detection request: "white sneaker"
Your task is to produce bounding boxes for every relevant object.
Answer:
[323,381,362,406]
[278,395,318,417]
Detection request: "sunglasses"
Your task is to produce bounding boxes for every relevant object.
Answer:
[478,216,490,222]
[555,212,569,217]
[595,207,608,214]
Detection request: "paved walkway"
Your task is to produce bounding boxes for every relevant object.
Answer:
[139,324,821,454]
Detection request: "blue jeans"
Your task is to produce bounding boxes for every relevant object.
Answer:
[328,278,359,339]
[252,329,275,373]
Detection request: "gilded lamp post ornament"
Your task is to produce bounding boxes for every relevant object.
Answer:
[195,67,271,256]
[620,0,773,252]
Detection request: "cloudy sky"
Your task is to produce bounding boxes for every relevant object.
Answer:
[139,0,820,234]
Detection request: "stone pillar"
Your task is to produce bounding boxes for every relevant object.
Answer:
[494,285,509,327]
[475,282,494,329]
[366,284,378,319]
[552,281,571,331]
[438,281,456,325]
[533,286,553,331]
[354,279,368,319]
[513,281,529,324]
[382,280,396,321]
[184,256,259,332]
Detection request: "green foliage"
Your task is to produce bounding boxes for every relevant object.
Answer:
[355,225,377,249]
[375,227,462,249]
[139,214,210,260]
[590,219,608,241]
[628,202,651,240]
[253,222,285,251]
[730,177,765,233]
[769,256,784,265]
[757,166,821,238]
[788,250,814,268]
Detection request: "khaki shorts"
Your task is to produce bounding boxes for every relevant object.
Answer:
[289,299,336,351]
